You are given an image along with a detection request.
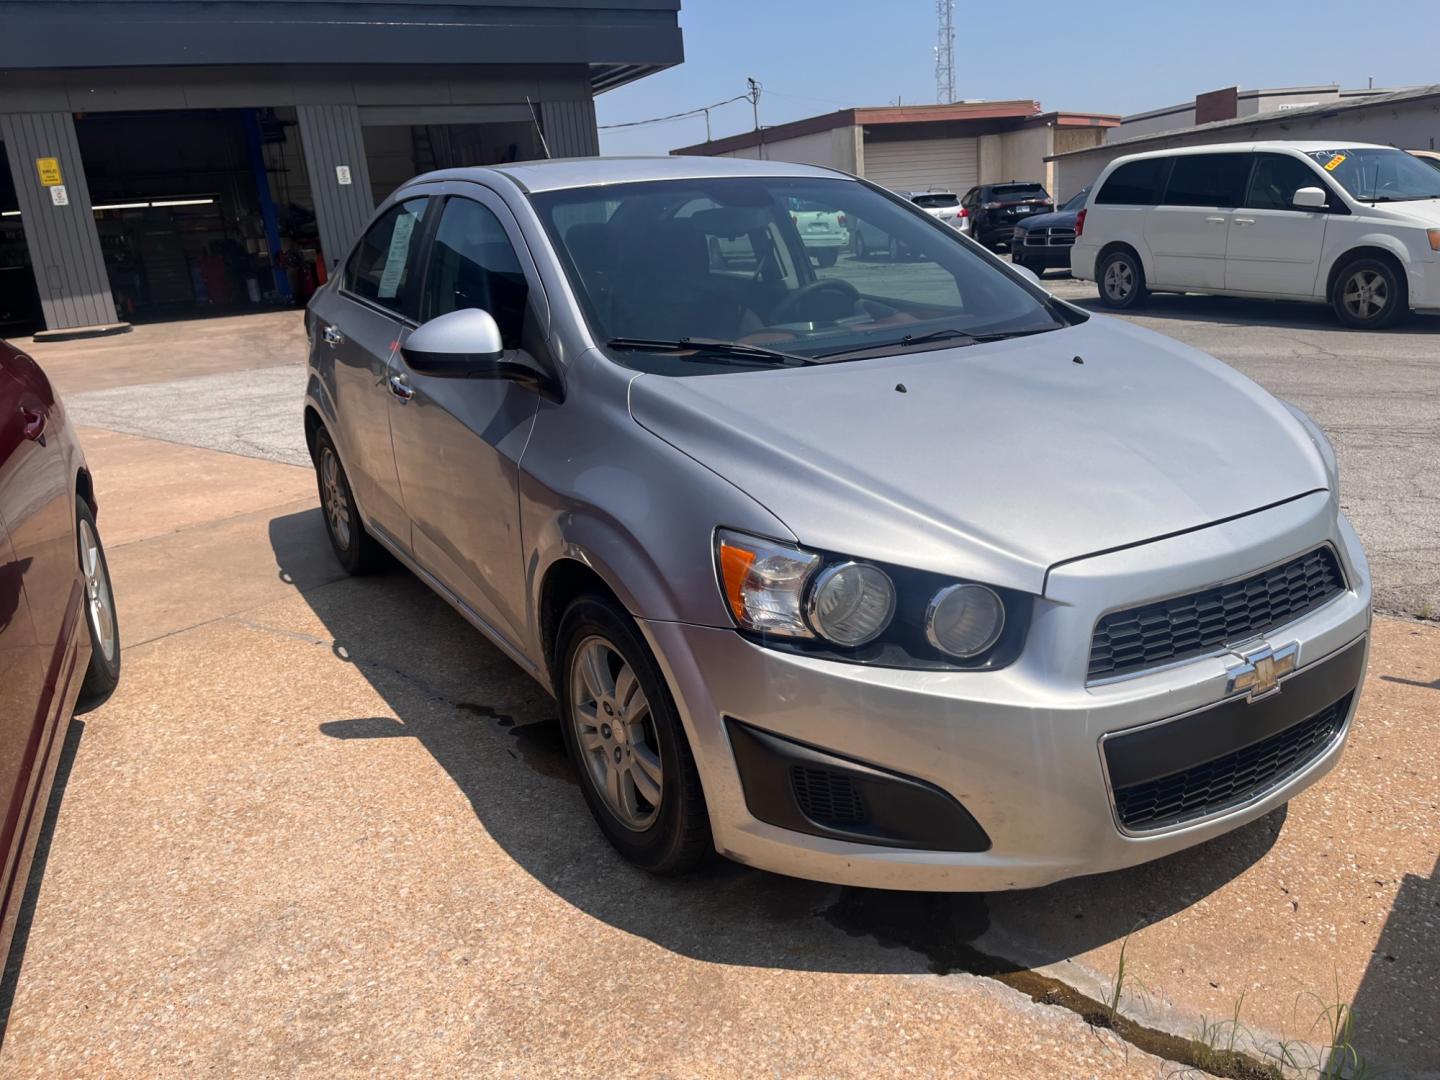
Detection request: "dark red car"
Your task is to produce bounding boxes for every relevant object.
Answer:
[0,339,119,958]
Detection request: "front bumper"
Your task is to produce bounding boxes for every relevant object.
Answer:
[1408,259,1440,314]
[641,492,1371,890]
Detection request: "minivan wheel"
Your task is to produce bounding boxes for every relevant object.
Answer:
[1098,249,1147,309]
[1331,257,1407,329]
[312,427,388,575]
[75,500,120,713]
[556,594,712,875]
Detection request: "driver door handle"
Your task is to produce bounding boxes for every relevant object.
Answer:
[1204,215,1228,224]
[1233,217,1256,227]
[388,374,414,402]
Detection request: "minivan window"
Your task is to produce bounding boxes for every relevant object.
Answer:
[1305,147,1440,202]
[1161,154,1251,208]
[345,198,429,315]
[1246,153,1329,211]
[1096,158,1170,205]
[421,197,529,348]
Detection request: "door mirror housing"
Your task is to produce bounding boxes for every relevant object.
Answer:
[1292,186,1329,210]
[401,308,555,394]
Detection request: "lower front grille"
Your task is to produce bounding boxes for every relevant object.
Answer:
[1111,692,1351,831]
[790,766,868,827]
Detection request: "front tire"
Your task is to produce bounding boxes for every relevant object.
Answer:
[816,248,838,268]
[75,501,120,713]
[556,594,712,875]
[313,427,389,575]
[1097,248,1148,309]
[1331,257,1407,329]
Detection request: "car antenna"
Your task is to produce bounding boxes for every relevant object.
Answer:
[526,96,552,159]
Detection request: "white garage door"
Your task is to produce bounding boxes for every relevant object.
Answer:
[862,136,978,195]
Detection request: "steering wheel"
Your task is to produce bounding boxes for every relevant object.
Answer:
[769,278,861,324]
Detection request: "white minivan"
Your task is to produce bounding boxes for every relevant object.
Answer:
[1070,141,1440,328]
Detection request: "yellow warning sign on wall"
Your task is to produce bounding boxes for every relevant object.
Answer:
[35,157,63,186]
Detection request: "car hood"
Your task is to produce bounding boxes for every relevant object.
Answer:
[1015,208,1078,230]
[628,317,1330,595]
[1366,196,1440,226]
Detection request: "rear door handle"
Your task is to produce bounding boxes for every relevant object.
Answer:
[20,406,46,446]
[1233,217,1256,227]
[323,325,344,346]
[1205,215,1228,224]
[388,374,414,402]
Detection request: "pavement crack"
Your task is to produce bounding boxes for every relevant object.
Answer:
[823,889,1280,1079]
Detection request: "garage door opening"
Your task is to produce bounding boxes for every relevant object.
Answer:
[76,108,326,323]
[362,117,545,205]
[0,143,42,334]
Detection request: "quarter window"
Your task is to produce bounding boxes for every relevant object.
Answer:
[345,198,429,315]
[1246,154,1328,211]
[1095,158,1170,205]
[1161,154,1251,208]
[421,197,530,349]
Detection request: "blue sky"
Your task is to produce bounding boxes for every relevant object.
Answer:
[597,0,1439,156]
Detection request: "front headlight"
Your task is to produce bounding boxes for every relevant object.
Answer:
[715,529,1026,669]
[1282,401,1339,493]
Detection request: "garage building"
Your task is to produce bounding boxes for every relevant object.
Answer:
[0,0,682,338]
[672,101,1117,203]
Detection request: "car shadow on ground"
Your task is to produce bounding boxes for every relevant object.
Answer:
[1064,291,1440,334]
[270,507,1284,982]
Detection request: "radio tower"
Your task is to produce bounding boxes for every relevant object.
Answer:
[934,0,955,104]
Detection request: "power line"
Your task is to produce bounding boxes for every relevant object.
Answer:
[598,93,749,133]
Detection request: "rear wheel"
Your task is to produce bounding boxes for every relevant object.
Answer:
[75,501,120,713]
[1331,257,1407,329]
[557,594,712,875]
[313,427,389,575]
[1097,248,1147,309]
[816,248,838,268]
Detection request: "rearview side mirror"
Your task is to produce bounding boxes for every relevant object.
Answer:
[1292,186,1328,210]
[401,308,553,394]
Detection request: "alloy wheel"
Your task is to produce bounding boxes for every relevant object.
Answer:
[569,635,663,831]
[79,517,116,663]
[1104,258,1134,301]
[321,447,352,550]
[1341,269,1388,321]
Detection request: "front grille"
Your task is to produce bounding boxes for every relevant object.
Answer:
[1021,226,1077,248]
[790,766,867,827]
[1088,547,1345,680]
[1111,693,1351,830]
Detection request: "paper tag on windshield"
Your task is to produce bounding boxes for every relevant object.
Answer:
[1323,153,1346,172]
[377,212,417,299]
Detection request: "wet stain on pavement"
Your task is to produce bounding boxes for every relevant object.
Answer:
[459,702,576,784]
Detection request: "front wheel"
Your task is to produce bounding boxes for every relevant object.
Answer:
[557,595,712,875]
[1097,249,1148,309]
[815,248,838,268]
[75,501,120,713]
[1331,257,1407,329]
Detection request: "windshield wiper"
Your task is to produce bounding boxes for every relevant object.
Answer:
[814,324,1058,360]
[605,337,817,367]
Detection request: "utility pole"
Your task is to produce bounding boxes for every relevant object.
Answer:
[747,76,765,159]
[934,0,955,105]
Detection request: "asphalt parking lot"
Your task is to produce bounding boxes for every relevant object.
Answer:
[2,299,1437,1076]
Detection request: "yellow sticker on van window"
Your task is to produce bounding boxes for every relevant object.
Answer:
[1323,153,1346,172]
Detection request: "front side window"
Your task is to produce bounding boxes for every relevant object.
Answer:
[1305,147,1440,202]
[1161,154,1251,208]
[1096,158,1170,205]
[530,176,1069,373]
[1246,154,1330,211]
[421,197,529,348]
[345,198,429,315]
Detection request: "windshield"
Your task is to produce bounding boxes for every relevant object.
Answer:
[530,176,1067,373]
[1305,148,1440,202]
[911,193,959,208]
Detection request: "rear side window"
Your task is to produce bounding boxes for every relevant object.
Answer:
[421,197,529,349]
[345,198,430,315]
[1096,158,1170,205]
[1161,154,1251,208]
[1246,153,1328,211]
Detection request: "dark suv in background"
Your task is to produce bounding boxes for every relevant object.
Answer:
[1010,188,1090,275]
[960,182,1053,250]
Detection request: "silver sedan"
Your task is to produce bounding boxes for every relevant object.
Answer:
[303,156,1370,890]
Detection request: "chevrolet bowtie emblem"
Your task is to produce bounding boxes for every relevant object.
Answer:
[1225,641,1299,702]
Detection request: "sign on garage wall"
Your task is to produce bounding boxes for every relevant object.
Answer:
[49,184,69,206]
[336,165,353,186]
[36,156,63,186]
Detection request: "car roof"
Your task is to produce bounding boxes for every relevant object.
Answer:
[1103,140,1399,168]
[404,155,853,195]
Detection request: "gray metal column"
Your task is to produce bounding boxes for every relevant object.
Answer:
[540,98,600,158]
[296,104,376,271]
[0,112,120,333]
